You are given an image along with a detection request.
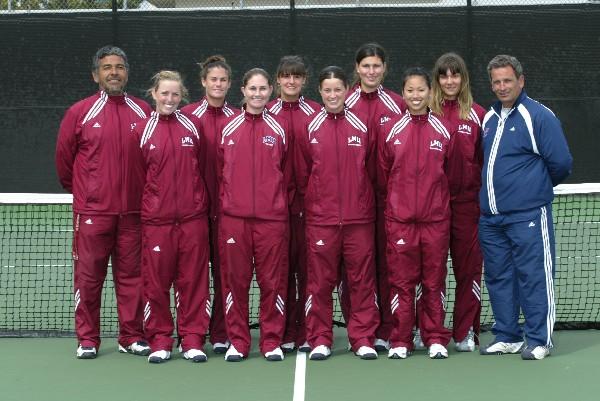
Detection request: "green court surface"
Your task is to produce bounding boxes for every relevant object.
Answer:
[1,329,598,401]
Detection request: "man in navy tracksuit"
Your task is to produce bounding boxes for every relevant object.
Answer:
[478,55,572,360]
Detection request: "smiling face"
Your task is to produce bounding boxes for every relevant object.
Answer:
[319,78,347,114]
[93,55,128,95]
[152,79,182,115]
[356,56,385,93]
[202,66,231,107]
[490,66,524,108]
[277,73,306,102]
[403,75,430,115]
[439,69,462,100]
[241,74,272,114]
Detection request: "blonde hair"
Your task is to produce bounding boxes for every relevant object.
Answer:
[146,70,189,104]
[430,52,473,120]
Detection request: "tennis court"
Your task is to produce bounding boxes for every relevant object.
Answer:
[1,328,598,401]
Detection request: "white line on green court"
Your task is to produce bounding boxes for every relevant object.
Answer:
[293,351,307,401]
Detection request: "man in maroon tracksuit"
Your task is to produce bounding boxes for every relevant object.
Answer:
[55,46,151,359]
[181,55,239,354]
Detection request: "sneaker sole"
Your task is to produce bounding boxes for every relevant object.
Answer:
[309,354,329,361]
[225,356,243,362]
[430,353,448,359]
[76,353,97,359]
[148,357,169,363]
[265,355,283,361]
[357,353,378,360]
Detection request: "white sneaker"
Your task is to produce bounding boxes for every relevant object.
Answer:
[429,343,448,359]
[309,345,331,361]
[281,342,295,353]
[118,341,151,356]
[76,344,97,359]
[224,345,244,362]
[388,346,409,359]
[148,350,171,363]
[455,328,476,352]
[521,345,551,360]
[374,338,390,352]
[212,341,230,355]
[264,347,284,361]
[413,329,426,351]
[298,341,311,353]
[355,346,378,360]
[182,348,208,363]
[480,340,525,355]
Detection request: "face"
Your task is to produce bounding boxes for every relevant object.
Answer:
[92,55,128,95]
[490,66,524,108]
[277,73,306,101]
[319,78,347,114]
[152,79,182,115]
[241,74,272,114]
[438,69,462,100]
[403,75,430,115]
[356,56,386,93]
[201,67,231,105]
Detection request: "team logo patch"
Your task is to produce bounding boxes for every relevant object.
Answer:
[429,139,443,152]
[348,135,362,147]
[181,136,194,147]
[458,124,472,135]
[483,127,490,137]
[263,135,276,147]
[380,116,391,125]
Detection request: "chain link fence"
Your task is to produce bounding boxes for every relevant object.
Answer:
[1,0,595,12]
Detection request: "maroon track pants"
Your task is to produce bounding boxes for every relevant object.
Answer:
[142,218,211,352]
[305,223,379,351]
[219,215,289,356]
[386,220,452,349]
[72,213,145,349]
[208,217,228,345]
[449,200,483,342]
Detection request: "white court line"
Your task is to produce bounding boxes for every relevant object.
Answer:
[293,351,307,401]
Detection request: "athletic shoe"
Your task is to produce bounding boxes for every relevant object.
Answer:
[264,347,285,361]
[454,328,476,352]
[374,338,390,352]
[76,345,97,359]
[281,342,296,353]
[521,345,550,360]
[355,346,378,360]
[298,342,311,353]
[309,345,331,361]
[413,329,426,351]
[429,343,448,359]
[182,348,208,363]
[212,341,230,354]
[148,350,171,363]
[224,345,244,362]
[118,341,151,356]
[388,346,409,359]
[480,340,525,355]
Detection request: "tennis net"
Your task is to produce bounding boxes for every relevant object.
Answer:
[1,184,599,337]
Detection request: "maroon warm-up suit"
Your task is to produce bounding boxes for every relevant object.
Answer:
[133,110,211,353]
[267,96,321,347]
[217,109,292,357]
[344,84,406,341]
[56,91,151,350]
[181,98,238,346]
[439,100,486,343]
[296,108,380,351]
[378,111,454,350]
